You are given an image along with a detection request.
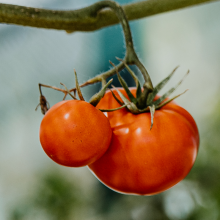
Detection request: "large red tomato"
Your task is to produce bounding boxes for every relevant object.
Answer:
[40,100,112,167]
[89,88,199,195]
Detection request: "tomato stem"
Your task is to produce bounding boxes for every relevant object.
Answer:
[66,1,153,93]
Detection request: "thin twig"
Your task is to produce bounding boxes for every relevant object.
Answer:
[39,83,66,93]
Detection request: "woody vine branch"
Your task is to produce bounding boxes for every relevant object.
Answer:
[0,0,218,32]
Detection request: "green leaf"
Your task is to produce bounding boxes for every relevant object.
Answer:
[89,79,113,106]
[147,66,179,105]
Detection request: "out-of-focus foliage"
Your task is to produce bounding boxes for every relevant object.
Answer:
[9,172,80,220]
[186,101,220,220]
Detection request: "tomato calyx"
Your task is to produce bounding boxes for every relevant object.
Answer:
[60,70,128,113]
[36,61,188,128]
[60,70,113,105]
[36,69,127,115]
[109,59,189,128]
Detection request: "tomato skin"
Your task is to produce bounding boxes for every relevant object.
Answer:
[40,100,112,167]
[89,88,199,195]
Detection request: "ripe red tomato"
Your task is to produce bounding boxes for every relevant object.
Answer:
[89,88,199,195]
[40,100,112,167]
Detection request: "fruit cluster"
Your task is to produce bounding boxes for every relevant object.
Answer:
[39,70,199,195]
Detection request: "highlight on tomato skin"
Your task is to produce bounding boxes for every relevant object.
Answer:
[88,88,199,196]
[39,100,112,167]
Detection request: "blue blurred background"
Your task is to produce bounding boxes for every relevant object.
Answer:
[1,0,220,219]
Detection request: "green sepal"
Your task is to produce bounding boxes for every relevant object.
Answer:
[116,57,142,100]
[116,71,136,103]
[60,82,77,100]
[149,105,155,130]
[126,102,141,114]
[112,85,130,104]
[89,79,113,107]
[62,93,67,100]
[137,82,151,109]
[112,86,140,113]
[136,82,142,101]
[74,69,85,101]
[156,89,188,109]
[110,61,136,103]
[110,89,124,106]
[138,106,150,113]
[147,66,179,105]
[99,104,127,112]
[153,70,189,107]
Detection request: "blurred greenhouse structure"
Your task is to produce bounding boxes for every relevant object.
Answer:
[1,0,220,219]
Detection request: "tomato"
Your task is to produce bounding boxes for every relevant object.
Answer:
[89,88,199,195]
[40,100,112,167]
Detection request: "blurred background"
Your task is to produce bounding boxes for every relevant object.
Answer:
[0,0,220,219]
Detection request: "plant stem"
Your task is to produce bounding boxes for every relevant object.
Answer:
[0,0,218,32]
[65,1,153,93]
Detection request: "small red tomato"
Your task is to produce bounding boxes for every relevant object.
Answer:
[40,100,112,167]
[89,88,199,195]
